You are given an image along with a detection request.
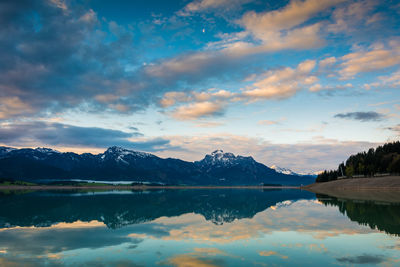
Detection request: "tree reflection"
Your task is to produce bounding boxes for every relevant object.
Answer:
[316,194,400,236]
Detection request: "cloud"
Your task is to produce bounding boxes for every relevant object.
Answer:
[336,254,386,264]
[145,0,347,97]
[241,60,318,100]
[236,0,345,51]
[0,0,170,120]
[385,124,400,134]
[334,111,385,122]
[240,0,343,36]
[160,89,235,120]
[181,0,251,14]
[0,96,35,119]
[156,59,319,120]
[171,101,225,120]
[364,69,400,90]
[144,50,248,85]
[0,0,395,124]
[338,41,400,79]
[309,83,353,93]
[160,92,193,108]
[327,0,378,33]
[0,122,170,151]
[319,57,337,68]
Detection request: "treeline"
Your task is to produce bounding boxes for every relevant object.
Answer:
[316,141,400,183]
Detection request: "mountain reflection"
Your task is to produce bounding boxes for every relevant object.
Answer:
[316,194,400,236]
[1,189,399,266]
[0,189,314,228]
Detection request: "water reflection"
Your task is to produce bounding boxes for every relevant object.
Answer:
[316,194,400,236]
[0,189,314,228]
[0,189,399,266]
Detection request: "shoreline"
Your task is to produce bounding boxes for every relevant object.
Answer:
[303,176,400,191]
[303,176,400,203]
[0,185,300,190]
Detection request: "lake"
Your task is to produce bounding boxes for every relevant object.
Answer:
[0,189,399,266]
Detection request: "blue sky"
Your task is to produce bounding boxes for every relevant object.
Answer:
[0,0,399,172]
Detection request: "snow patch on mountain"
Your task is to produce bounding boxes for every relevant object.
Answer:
[270,165,317,177]
[101,146,154,163]
[0,147,16,154]
[196,150,254,167]
[35,147,61,154]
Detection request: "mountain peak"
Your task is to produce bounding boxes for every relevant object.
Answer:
[270,165,296,175]
[34,147,60,154]
[210,150,235,158]
[270,165,317,177]
[103,146,154,162]
[106,146,130,154]
[211,149,224,155]
[196,150,254,169]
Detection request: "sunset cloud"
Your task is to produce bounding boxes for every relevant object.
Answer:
[319,57,337,68]
[339,41,400,79]
[235,0,346,52]
[182,0,251,14]
[327,0,378,33]
[240,0,344,36]
[0,96,36,119]
[171,101,225,120]
[364,69,400,90]
[242,60,318,100]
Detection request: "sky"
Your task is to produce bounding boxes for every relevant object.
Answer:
[0,0,399,173]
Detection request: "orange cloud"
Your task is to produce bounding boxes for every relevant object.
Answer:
[339,41,400,79]
[241,60,317,100]
[171,101,225,120]
[0,96,35,119]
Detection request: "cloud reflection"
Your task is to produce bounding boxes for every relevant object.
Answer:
[135,199,377,244]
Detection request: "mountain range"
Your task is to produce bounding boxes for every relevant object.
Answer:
[0,146,315,186]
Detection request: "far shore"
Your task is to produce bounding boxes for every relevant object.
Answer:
[0,185,299,190]
[303,176,400,203]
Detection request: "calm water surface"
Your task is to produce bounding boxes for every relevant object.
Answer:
[0,189,399,266]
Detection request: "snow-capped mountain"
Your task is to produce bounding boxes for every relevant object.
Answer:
[0,146,316,185]
[195,150,255,168]
[270,165,298,175]
[100,146,155,164]
[270,165,317,177]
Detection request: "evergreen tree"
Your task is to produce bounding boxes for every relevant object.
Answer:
[316,141,400,183]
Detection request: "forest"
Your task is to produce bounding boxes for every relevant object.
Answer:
[316,141,400,183]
